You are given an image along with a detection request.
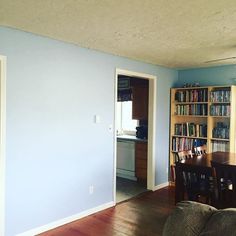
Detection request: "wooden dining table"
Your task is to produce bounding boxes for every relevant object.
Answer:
[175,151,236,203]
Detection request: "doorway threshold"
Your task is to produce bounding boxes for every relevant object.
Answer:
[116,177,148,203]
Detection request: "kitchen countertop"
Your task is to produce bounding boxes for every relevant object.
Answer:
[117,135,148,142]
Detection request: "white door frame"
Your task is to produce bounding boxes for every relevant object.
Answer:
[113,68,157,202]
[0,55,6,236]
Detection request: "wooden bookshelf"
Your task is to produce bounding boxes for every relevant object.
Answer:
[169,85,236,179]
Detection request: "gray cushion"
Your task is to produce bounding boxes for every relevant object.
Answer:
[200,208,236,236]
[162,201,217,236]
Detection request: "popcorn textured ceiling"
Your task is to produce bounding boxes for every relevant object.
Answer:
[1,0,236,68]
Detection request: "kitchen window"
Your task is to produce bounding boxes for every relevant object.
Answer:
[117,101,138,135]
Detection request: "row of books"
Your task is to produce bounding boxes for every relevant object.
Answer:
[174,123,207,137]
[174,89,231,103]
[175,89,208,102]
[210,90,231,103]
[212,122,230,139]
[212,141,229,152]
[210,105,230,116]
[172,137,207,152]
[175,104,208,116]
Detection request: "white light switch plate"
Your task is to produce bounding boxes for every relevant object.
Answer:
[94,115,100,124]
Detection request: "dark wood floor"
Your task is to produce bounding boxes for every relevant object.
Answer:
[39,186,175,236]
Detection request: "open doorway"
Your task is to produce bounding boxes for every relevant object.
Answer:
[114,69,156,203]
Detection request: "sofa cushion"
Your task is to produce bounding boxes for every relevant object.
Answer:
[162,201,217,236]
[200,208,236,236]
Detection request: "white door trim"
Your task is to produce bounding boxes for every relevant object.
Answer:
[0,55,6,236]
[113,68,157,202]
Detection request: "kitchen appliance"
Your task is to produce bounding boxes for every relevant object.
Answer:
[117,140,136,180]
[136,125,148,139]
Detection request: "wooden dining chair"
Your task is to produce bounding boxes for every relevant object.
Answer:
[175,162,214,204]
[171,150,194,182]
[211,161,236,208]
[194,145,207,156]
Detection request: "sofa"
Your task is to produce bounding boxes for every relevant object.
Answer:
[162,201,236,236]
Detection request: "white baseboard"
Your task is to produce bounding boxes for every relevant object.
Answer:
[153,182,169,191]
[16,201,115,236]
[116,173,137,181]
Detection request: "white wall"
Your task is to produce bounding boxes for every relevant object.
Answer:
[0,26,178,236]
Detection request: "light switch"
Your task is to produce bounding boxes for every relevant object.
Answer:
[94,115,101,124]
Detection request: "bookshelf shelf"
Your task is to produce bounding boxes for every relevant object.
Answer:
[172,135,207,140]
[210,138,230,142]
[169,85,236,181]
[174,102,208,105]
[210,102,231,104]
[174,86,209,90]
[210,116,230,118]
[174,115,208,118]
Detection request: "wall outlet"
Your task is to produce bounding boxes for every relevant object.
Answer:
[166,167,168,174]
[89,185,94,195]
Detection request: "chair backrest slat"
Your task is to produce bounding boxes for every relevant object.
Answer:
[175,150,193,162]
[194,145,207,156]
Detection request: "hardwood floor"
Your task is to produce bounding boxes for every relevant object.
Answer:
[39,186,175,236]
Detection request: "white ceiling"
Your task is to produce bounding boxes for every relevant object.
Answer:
[1,0,236,68]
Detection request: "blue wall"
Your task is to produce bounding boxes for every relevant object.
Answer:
[178,65,236,86]
[0,26,178,235]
